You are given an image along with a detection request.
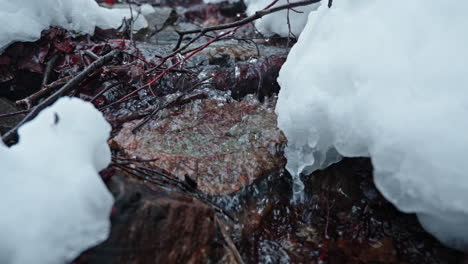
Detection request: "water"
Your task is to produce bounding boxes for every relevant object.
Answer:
[291,173,305,203]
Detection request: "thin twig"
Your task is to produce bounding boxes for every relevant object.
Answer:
[115,162,236,222]
[0,110,29,119]
[16,75,74,109]
[115,31,230,105]
[41,53,60,88]
[130,75,212,132]
[2,49,120,144]
[173,0,321,50]
[83,50,100,61]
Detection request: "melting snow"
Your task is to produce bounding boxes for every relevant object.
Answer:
[276,0,468,250]
[0,97,113,263]
[0,0,150,51]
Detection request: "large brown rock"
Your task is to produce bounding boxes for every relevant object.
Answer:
[81,172,234,264]
[111,95,286,195]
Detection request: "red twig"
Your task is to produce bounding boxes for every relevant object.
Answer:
[114,30,234,104]
[113,0,288,106]
[264,0,280,9]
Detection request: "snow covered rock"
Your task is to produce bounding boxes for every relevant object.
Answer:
[0,97,114,263]
[276,0,468,250]
[0,0,149,51]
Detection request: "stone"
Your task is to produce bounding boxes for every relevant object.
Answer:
[110,95,286,195]
[0,98,24,135]
[80,172,233,264]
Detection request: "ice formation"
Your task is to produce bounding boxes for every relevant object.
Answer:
[203,0,319,37]
[0,0,149,51]
[276,0,468,250]
[0,97,114,263]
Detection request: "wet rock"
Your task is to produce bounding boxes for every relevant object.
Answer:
[79,171,231,264]
[199,45,287,100]
[333,237,398,264]
[110,95,286,195]
[0,98,24,135]
[135,41,289,99]
[214,158,464,264]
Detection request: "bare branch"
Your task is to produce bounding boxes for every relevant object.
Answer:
[174,0,321,50]
[2,49,120,144]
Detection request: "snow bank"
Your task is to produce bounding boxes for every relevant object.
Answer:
[0,97,114,263]
[0,0,149,51]
[276,0,468,250]
[202,0,319,37]
[244,0,320,37]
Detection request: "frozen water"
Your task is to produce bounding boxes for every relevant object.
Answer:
[244,0,320,37]
[276,0,468,250]
[0,97,114,263]
[203,0,320,37]
[0,0,149,51]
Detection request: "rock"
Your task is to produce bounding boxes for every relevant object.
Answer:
[0,98,24,135]
[334,237,398,263]
[215,158,463,264]
[80,171,234,264]
[110,95,286,195]
[135,40,289,99]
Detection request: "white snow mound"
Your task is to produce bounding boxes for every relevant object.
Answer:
[276,0,468,250]
[245,0,320,37]
[202,0,319,37]
[0,97,114,264]
[0,0,149,51]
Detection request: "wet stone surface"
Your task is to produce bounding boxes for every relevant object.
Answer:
[110,95,286,195]
[0,98,24,135]
[133,40,289,99]
[77,171,232,264]
[212,158,464,264]
[79,159,464,264]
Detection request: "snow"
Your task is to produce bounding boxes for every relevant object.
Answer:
[204,0,320,37]
[244,0,320,37]
[0,97,114,263]
[202,0,319,37]
[140,4,156,16]
[0,0,150,52]
[276,0,468,250]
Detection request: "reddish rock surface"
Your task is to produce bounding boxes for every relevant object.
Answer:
[111,95,286,195]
